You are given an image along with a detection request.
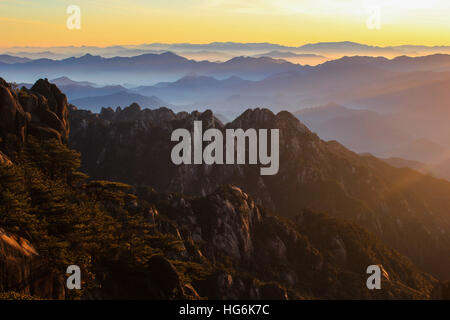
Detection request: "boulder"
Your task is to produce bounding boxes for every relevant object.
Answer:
[0,78,70,159]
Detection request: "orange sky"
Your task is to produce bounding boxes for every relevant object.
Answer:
[1,0,450,47]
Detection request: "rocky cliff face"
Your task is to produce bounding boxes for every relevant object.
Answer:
[0,78,71,299]
[0,78,28,158]
[20,79,70,144]
[70,104,450,281]
[139,184,436,299]
[0,78,69,159]
[0,228,65,299]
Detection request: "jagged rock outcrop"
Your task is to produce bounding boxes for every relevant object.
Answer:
[140,184,436,299]
[19,79,70,144]
[0,78,70,159]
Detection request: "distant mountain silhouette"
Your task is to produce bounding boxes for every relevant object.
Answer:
[50,76,97,87]
[4,41,450,63]
[57,83,129,100]
[0,54,32,64]
[176,50,235,62]
[255,51,324,58]
[295,103,410,156]
[294,102,450,174]
[383,157,450,182]
[387,139,449,163]
[133,75,253,103]
[0,51,303,84]
[71,91,170,112]
[253,51,328,65]
[319,54,450,72]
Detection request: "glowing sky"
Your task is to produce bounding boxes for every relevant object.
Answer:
[1,0,450,47]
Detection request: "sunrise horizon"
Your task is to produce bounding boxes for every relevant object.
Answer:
[2,0,450,47]
[4,40,450,50]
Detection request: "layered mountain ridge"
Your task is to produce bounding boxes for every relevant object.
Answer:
[0,77,449,299]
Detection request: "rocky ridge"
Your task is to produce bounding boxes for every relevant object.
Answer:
[0,78,69,159]
[0,78,449,299]
[70,102,450,281]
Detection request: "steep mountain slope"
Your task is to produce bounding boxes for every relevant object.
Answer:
[345,77,450,149]
[1,77,443,299]
[294,101,450,181]
[141,185,436,299]
[70,104,450,281]
[295,103,410,155]
[294,104,411,156]
[383,157,450,182]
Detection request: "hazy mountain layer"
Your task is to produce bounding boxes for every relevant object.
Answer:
[0,52,303,84]
[4,41,450,60]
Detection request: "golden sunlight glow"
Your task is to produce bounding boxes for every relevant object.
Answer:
[0,0,450,47]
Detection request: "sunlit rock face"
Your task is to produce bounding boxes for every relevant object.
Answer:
[0,228,65,299]
[0,78,70,159]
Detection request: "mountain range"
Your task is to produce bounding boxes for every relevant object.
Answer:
[69,100,450,282]
[0,55,32,64]
[4,41,450,60]
[0,52,303,84]
[2,47,450,237]
[6,52,450,177]
[3,78,450,299]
